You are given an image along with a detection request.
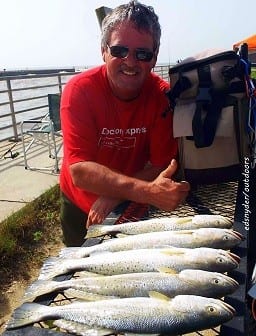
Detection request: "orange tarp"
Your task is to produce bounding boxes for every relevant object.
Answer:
[233,34,256,52]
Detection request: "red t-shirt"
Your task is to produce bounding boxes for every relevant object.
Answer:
[60,65,177,213]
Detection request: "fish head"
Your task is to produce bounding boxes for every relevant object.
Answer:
[179,270,239,296]
[195,228,244,249]
[189,248,239,272]
[208,272,239,292]
[220,229,245,248]
[192,215,233,228]
[171,295,235,328]
[214,250,240,272]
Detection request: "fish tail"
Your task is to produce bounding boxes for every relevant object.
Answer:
[38,257,63,280]
[85,225,110,238]
[23,280,59,302]
[6,303,54,329]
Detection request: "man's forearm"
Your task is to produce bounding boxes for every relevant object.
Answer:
[70,160,190,212]
[70,161,154,204]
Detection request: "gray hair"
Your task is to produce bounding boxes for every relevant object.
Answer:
[101,1,161,52]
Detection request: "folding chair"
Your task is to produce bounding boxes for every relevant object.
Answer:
[20,93,62,173]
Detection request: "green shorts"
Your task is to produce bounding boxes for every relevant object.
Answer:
[60,191,88,247]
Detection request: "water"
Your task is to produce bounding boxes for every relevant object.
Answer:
[0,74,76,140]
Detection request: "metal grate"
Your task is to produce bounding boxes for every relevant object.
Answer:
[149,182,238,219]
[2,181,249,336]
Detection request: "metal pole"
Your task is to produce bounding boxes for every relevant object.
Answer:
[57,74,62,95]
[6,78,19,141]
[95,6,112,28]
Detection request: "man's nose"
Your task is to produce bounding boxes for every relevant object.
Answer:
[123,51,139,66]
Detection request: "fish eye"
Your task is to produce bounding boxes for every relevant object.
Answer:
[214,278,220,284]
[217,257,224,263]
[207,306,216,313]
[223,235,229,240]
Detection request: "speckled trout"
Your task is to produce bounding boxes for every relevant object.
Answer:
[59,228,244,259]
[86,214,233,238]
[22,269,239,303]
[38,247,240,280]
[7,294,235,335]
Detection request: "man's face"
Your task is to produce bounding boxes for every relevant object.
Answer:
[102,20,157,100]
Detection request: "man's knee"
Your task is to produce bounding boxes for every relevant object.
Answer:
[60,192,88,247]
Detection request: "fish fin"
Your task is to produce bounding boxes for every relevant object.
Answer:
[85,225,109,238]
[22,279,58,302]
[64,289,116,301]
[172,230,194,234]
[176,216,193,224]
[85,224,121,239]
[157,267,178,274]
[76,271,104,278]
[148,291,171,301]
[115,233,128,238]
[54,319,114,336]
[160,248,185,256]
[6,303,53,329]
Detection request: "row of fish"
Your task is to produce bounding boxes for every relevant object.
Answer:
[85,214,234,238]
[8,295,236,336]
[24,268,239,302]
[6,214,243,335]
[39,247,240,279]
[58,227,243,259]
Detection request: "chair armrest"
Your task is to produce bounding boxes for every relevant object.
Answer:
[21,119,52,133]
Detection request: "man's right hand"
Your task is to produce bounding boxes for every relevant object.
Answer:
[147,159,190,211]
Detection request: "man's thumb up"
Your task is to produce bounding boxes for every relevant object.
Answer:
[160,159,178,179]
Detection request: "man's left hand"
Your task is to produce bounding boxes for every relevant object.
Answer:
[86,196,122,228]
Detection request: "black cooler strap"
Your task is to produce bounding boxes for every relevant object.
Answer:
[166,76,191,109]
[167,62,243,149]
[192,64,225,148]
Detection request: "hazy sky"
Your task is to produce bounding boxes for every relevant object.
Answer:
[0,0,255,70]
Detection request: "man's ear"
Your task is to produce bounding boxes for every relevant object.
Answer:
[101,46,106,62]
[153,58,157,68]
[152,55,158,68]
[152,47,159,68]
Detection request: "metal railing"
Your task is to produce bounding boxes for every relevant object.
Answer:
[0,71,79,142]
[153,64,170,82]
[0,65,170,142]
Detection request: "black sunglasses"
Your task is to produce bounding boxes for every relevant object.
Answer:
[107,44,154,62]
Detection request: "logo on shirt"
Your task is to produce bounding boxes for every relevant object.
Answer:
[99,136,136,149]
[99,127,146,149]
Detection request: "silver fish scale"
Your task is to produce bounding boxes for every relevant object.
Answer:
[53,300,172,332]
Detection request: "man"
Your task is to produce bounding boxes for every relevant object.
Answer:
[60,1,190,246]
